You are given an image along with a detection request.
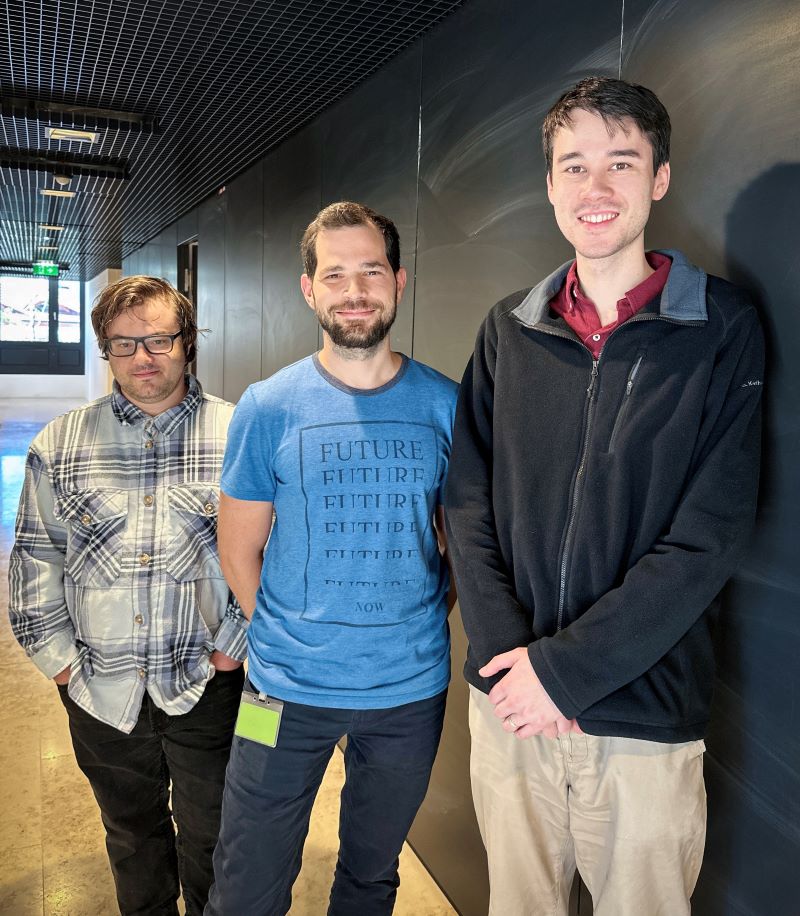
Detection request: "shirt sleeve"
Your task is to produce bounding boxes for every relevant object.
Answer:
[210,591,250,661]
[221,386,277,502]
[8,445,80,678]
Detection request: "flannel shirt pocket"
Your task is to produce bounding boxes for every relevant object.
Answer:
[166,484,221,581]
[57,489,128,587]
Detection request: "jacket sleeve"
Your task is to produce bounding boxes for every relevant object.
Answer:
[8,446,80,678]
[529,305,765,719]
[444,310,534,670]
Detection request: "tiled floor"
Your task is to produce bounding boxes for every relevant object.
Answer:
[0,398,455,916]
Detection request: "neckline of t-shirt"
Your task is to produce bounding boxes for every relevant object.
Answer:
[311,352,409,396]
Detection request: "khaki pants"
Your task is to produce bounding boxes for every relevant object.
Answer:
[469,687,707,916]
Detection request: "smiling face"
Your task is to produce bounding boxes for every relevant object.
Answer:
[300,223,407,351]
[546,107,670,266]
[105,298,188,414]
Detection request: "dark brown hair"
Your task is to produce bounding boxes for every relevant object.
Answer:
[300,201,401,277]
[542,76,671,175]
[91,276,199,362]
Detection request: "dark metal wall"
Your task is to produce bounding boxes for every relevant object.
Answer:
[123,1,800,912]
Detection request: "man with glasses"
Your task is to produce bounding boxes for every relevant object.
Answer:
[9,275,247,916]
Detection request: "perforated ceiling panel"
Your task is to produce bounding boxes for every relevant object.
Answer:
[1,0,466,281]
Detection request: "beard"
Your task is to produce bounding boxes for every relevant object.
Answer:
[316,297,397,350]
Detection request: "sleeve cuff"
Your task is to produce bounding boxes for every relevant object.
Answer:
[212,608,249,662]
[527,640,581,720]
[29,630,80,679]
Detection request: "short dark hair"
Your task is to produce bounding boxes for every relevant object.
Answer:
[91,275,199,363]
[542,76,670,175]
[300,201,401,277]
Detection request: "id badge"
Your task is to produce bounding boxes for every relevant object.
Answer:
[234,690,284,748]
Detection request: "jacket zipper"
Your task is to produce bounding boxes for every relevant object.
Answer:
[526,311,696,632]
[607,354,644,453]
[556,358,598,631]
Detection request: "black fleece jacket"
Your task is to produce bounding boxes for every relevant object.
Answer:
[444,250,764,742]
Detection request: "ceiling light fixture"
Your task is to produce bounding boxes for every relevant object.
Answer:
[40,188,76,198]
[40,224,64,231]
[47,126,98,143]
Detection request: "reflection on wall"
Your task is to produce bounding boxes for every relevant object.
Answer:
[123,0,800,912]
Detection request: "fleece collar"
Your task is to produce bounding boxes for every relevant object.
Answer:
[511,249,708,328]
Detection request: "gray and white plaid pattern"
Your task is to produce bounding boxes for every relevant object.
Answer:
[8,376,248,733]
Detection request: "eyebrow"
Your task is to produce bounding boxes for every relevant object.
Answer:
[320,261,387,272]
[556,148,643,163]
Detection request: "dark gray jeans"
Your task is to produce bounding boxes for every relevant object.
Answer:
[58,666,244,916]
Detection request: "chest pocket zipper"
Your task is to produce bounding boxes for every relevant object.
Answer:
[608,354,645,453]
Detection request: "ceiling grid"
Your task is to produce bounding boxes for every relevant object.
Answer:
[1,0,466,280]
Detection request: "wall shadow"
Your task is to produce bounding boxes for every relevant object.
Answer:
[693,163,800,915]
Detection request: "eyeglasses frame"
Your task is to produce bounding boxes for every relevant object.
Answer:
[103,330,183,358]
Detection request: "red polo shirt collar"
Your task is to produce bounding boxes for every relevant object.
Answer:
[552,251,672,358]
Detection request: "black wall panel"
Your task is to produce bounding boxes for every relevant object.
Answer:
[261,124,322,381]
[196,193,226,398]
[222,161,264,403]
[159,222,178,288]
[413,0,622,381]
[621,2,800,912]
[177,210,199,246]
[318,44,422,358]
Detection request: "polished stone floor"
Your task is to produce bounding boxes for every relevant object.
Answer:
[0,398,455,916]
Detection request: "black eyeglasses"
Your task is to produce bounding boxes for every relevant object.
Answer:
[104,331,182,357]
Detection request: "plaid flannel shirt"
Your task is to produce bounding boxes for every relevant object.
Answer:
[8,375,248,733]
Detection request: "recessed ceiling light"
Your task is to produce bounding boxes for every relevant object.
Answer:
[40,189,76,198]
[40,224,65,231]
[47,126,98,143]
[40,246,58,250]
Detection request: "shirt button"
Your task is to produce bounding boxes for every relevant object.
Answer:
[139,553,151,566]
[134,614,144,625]
[144,440,154,449]
[592,333,601,341]
[137,668,146,679]
[80,513,92,524]
[143,495,154,507]
[204,502,215,515]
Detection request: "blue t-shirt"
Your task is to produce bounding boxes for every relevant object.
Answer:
[221,353,459,708]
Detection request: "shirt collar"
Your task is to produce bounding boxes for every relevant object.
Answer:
[111,373,203,433]
[563,251,671,318]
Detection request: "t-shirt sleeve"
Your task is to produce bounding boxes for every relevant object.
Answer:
[221,386,277,501]
[435,380,459,505]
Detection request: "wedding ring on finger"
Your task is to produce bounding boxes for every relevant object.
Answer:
[506,715,519,731]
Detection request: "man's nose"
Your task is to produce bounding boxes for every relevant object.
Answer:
[344,275,367,299]
[581,172,612,199]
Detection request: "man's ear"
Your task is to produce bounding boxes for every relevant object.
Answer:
[394,267,408,303]
[300,274,315,309]
[652,162,670,201]
[546,170,555,205]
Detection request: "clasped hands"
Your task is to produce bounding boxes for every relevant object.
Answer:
[480,646,582,740]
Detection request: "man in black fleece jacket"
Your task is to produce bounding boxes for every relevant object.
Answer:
[444,77,764,915]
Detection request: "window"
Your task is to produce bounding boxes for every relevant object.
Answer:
[0,275,85,374]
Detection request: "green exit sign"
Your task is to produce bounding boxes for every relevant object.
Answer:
[32,260,59,277]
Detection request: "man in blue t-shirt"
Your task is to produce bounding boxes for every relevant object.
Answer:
[206,202,458,916]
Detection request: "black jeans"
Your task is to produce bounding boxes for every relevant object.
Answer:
[206,687,447,916]
[58,667,244,916]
